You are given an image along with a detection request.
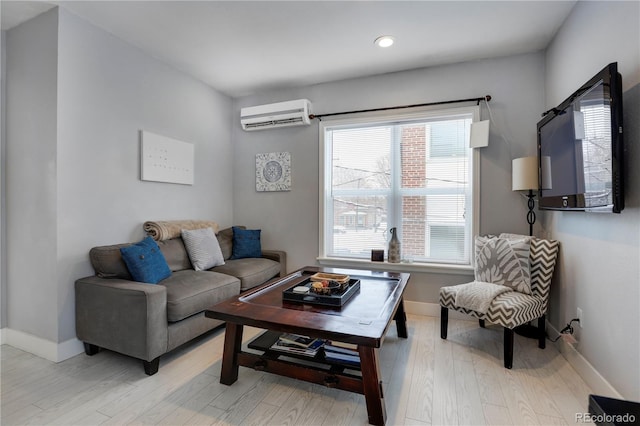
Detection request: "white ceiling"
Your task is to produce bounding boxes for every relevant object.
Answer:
[1,1,577,97]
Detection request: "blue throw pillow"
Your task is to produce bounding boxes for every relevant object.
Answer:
[231,226,262,259]
[120,236,172,284]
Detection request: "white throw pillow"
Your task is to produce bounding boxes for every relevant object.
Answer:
[181,227,225,271]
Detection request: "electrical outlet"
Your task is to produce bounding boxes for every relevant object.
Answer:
[577,307,583,328]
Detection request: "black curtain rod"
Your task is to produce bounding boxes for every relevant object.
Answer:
[309,95,491,120]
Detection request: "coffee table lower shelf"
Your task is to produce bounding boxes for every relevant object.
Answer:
[248,330,361,368]
[243,330,365,393]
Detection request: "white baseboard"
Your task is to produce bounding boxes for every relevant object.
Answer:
[2,328,84,362]
[547,323,622,399]
[0,327,5,345]
[408,302,622,398]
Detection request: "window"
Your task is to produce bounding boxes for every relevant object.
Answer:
[319,106,479,267]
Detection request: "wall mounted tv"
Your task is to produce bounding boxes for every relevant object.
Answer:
[537,62,624,213]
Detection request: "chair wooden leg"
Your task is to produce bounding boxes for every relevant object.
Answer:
[440,307,448,339]
[479,319,486,328]
[538,314,546,349]
[504,328,514,369]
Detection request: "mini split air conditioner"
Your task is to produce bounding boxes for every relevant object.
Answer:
[240,99,312,131]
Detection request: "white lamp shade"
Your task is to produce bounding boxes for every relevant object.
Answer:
[512,156,538,191]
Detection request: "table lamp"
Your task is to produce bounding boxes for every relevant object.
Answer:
[512,156,539,236]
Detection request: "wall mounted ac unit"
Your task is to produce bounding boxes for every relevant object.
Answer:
[240,99,312,131]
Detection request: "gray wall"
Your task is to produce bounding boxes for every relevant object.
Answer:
[1,30,6,330]
[232,52,545,305]
[542,1,640,400]
[4,7,234,344]
[5,9,60,341]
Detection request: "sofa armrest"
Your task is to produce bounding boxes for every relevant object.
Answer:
[261,250,287,277]
[75,276,168,362]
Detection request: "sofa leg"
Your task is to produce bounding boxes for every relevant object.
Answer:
[83,342,100,356]
[440,307,448,339]
[538,314,546,349]
[143,357,160,375]
[479,319,486,328]
[504,328,514,369]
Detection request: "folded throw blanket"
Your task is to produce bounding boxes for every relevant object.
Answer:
[454,281,511,314]
[143,220,220,241]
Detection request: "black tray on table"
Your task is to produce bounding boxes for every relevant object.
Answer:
[282,278,360,307]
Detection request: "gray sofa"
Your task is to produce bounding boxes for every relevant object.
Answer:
[75,226,286,375]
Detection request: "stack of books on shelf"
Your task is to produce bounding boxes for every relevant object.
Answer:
[269,333,324,357]
[323,341,360,367]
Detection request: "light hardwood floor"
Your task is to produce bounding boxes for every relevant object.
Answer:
[1,315,594,425]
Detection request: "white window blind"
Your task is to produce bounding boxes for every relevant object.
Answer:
[579,90,613,207]
[320,106,479,266]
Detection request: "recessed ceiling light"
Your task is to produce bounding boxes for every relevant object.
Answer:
[374,35,395,48]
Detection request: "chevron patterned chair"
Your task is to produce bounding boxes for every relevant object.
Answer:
[439,233,559,369]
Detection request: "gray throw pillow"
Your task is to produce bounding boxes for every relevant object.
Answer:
[181,227,225,271]
[474,235,532,294]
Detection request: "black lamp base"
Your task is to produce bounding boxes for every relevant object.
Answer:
[516,191,538,340]
[526,189,536,237]
[514,323,540,339]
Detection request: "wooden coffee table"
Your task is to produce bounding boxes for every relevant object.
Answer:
[205,266,410,426]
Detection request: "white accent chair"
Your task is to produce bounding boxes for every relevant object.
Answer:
[439,234,559,369]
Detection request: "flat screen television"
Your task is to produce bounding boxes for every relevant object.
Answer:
[537,62,624,213]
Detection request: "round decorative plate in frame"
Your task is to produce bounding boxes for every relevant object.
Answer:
[256,152,291,192]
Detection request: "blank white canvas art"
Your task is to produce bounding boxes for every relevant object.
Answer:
[141,130,194,185]
[469,120,490,148]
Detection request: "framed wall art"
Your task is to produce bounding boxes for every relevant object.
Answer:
[140,130,194,185]
[256,152,291,192]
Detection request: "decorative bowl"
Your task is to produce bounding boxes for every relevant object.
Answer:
[310,280,347,295]
[310,272,350,285]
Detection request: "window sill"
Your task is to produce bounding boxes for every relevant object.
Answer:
[316,257,474,276]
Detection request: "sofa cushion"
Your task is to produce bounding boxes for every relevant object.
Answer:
[231,226,262,259]
[181,227,225,271]
[89,243,134,279]
[212,258,280,291]
[120,237,172,284]
[159,270,240,322]
[217,226,242,260]
[90,238,191,278]
[157,238,192,272]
